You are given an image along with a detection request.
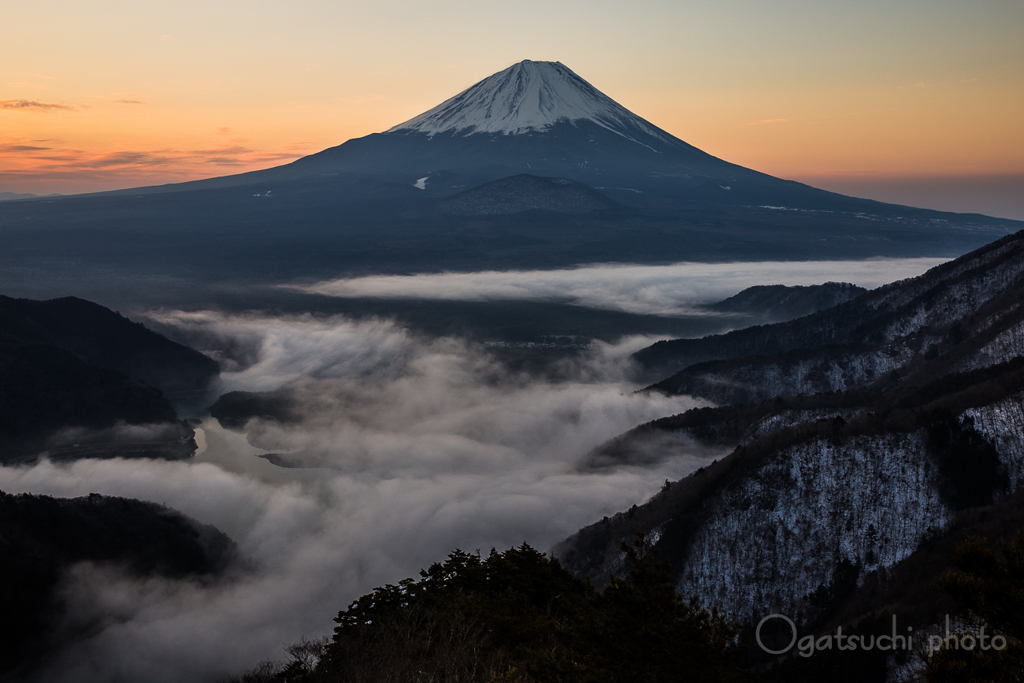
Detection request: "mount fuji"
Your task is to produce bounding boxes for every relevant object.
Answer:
[180,60,830,209]
[94,59,1013,220]
[0,60,1021,302]
[386,60,675,138]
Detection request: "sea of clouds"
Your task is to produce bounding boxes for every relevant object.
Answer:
[0,312,714,682]
[0,257,949,681]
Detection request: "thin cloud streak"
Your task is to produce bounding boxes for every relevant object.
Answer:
[0,99,74,111]
[0,144,50,152]
[0,141,302,187]
[746,118,789,126]
[292,258,949,317]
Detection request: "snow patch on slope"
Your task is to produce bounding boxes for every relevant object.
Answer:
[963,314,1024,373]
[679,432,951,619]
[676,395,1024,621]
[386,60,674,145]
[965,392,1024,490]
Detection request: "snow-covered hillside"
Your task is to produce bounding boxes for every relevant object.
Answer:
[646,233,1024,403]
[681,432,952,619]
[386,60,675,146]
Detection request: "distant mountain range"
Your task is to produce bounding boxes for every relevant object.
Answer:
[2,61,1021,307]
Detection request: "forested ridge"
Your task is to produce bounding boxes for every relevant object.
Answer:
[232,542,749,683]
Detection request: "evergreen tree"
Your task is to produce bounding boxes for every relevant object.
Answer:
[587,538,745,683]
[926,531,1024,682]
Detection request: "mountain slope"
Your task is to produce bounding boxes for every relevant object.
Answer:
[438,174,619,215]
[0,295,214,463]
[702,282,867,323]
[554,229,1024,674]
[636,230,1024,391]
[0,295,219,395]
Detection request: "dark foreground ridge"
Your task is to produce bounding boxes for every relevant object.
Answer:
[229,542,748,683]
[0,490,239,680]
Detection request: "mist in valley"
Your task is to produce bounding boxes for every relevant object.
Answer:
[0,311,715,682]
[0,256,951,681]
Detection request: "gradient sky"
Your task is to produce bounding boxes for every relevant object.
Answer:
[2,0,1023,217]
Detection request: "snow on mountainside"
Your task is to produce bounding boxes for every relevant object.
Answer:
[555,230,1024,638]
[680,432,951,618]
[386,60,676,147]
[637,231,1024,388]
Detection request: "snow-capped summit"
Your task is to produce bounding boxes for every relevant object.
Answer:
[386,60,674,144]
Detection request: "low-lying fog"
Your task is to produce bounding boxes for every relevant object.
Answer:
[294,258,948,316]
[0,313,712,682]
[0,258,947,681]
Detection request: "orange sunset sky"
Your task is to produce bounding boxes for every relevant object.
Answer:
[2,0,1023,218]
